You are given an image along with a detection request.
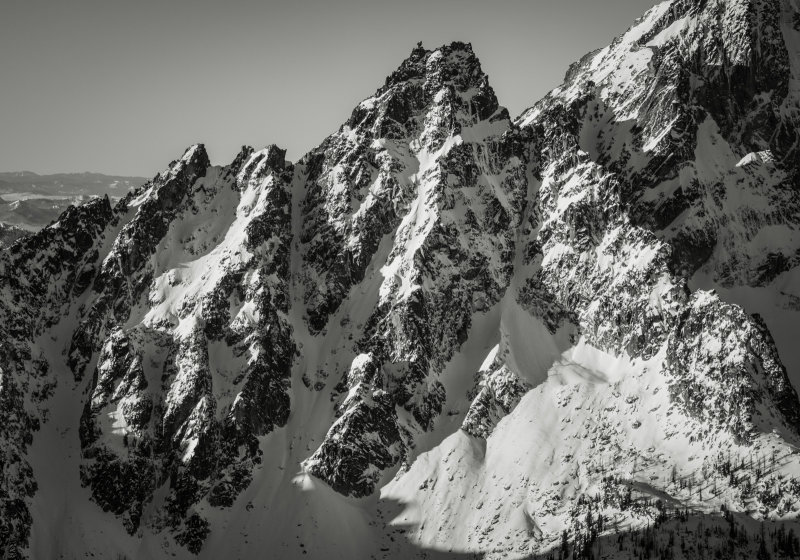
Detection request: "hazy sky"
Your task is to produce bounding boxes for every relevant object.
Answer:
[0,0,657,177]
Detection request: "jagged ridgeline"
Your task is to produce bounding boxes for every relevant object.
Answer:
[2,1,800,558]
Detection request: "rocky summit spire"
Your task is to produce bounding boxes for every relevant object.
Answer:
[297,40,524,497]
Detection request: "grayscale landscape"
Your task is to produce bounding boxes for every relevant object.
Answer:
[2,0,800,559]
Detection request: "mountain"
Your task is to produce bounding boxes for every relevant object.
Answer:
[0,172,147,199]
[0,198,80,234]
[2,1,800,559]
[0,223,27,249]
[0,172,148,237]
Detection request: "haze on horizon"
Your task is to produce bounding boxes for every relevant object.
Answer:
[1,0,657,177]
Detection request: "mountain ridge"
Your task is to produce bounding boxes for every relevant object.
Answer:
[2,1,800,558]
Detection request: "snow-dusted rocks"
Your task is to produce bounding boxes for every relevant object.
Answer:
[3,1,800,557]
[60,143,296,550]
[666,292,800,440]
[382,1,800,557]
[461,345,531,439]
[299,42,528,497]
[0,195,114,557]
[517,0,800,290]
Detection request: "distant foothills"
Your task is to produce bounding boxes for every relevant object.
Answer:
[0,171,147,245]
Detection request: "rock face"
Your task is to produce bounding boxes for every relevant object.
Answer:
[2,2,800,559]
[0,196,114,556]
[68,144,296,550]
[298,42,527,497]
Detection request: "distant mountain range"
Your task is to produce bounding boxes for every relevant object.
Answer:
[0,171,147,198]
[0,172,147,243]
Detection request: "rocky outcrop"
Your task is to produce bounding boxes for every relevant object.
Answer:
[64,143,296,547]
[0,196,114,557]
[301,43,528,496]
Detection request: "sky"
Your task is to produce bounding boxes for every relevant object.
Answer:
[0,0,657,177]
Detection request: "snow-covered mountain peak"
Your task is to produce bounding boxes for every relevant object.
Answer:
[3,10,800,559]
[344,41,508,149]
[515,0,800,291]
[164,143,211,180]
